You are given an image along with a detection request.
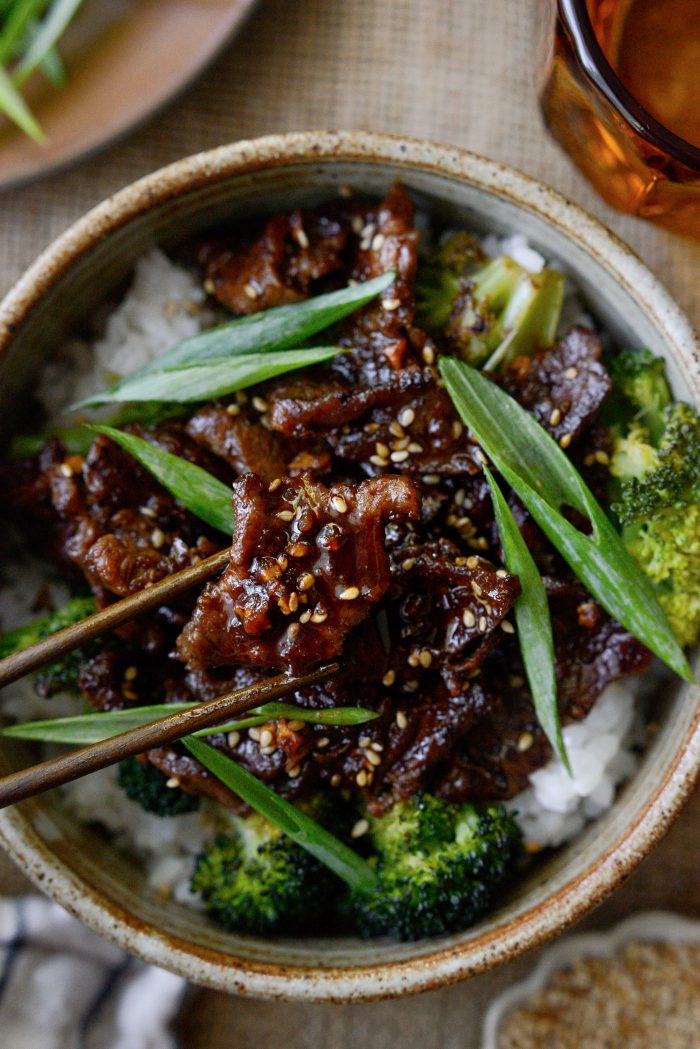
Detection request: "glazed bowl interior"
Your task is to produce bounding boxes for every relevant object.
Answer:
[0,133,697,1001]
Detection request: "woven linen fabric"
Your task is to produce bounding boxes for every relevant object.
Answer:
[0,897,184,1049]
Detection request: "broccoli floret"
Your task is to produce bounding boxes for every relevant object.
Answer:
[118,756,199,817]
[0,596,95,659]
[0,596,96,696]
[349,794,521,941]
[609,421,657,483]
[416,233,564,370]
[609,393,700,648]
[192,797,343,934]
[623,505,700,649]
[612,403,700,524]
[605,347,672,444]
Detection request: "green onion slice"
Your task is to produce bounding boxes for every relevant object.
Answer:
[440,357,693,682]
[184,736,377,891]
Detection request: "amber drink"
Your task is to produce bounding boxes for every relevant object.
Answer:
[539,0,700,238]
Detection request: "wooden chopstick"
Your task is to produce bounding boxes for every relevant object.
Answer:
[0,547,230,689]
[0,660,339,809]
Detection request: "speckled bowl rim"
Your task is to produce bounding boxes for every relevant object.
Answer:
[0,131,698,1001]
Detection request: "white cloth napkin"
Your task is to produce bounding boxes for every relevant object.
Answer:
[0,896,185,1049]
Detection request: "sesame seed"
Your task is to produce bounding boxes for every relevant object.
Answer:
[462,608,476,628]
[298,572,315,591]
[559,433,572,449]
[359,736,371,747]
[369,454,389,468]
[151,527,165,549]
[389,421,404,439]
[331,773,342,787]
[422,345,436,365]
[339,184,352,197]
[550,407,562,426]
[365,749,382,766]
[140,505,157,519]
[407,442,423,454]
[249,727,261,741]
[268,478,282,492]
[402,557,416,570]
[371,232,385,252]
[351,818,370,838]
[422,473,440,485]
[419,649,433,668]
[288,720,305,731]
[277,510,294,521]
[564,366,578,379]
[595,450,610,465]
[299,610,311,623]
[399,407,415,427]
[407,652,420,667]
[375,441,391,458]
[226,402,241,416]
[124,665,138,681]
[288,622,300,639]
[356,769,368,787]
[393,436,410,451]
[259,563,282,582]
[288,542,310,558]
[295,227,310,249]
[123,687,137,701]
[383,297,400,311]
[260,728,274,748]
[236,390,248,404]
[351,215,364,234]
[496,569,509,578]
[277,555,288,571]
[331,495,348,514]
[466,555,479,568]
[316,736,330,748]
[517,731,534,752]
[59,463,73,478]
[244,282,259,300]
[252,396,268,413]
[310,609,328,623]
[472,581,483,597]
[478,616,488,632]
[166,777,180,789]
[261,745,276,756]
[288,765,301,778]
[382,669,396,686]
[227,731,240,748]
[396,710,408,729]
[475,449,487,465]
[452,420,464,439]
[288,592,299,612]
[501,620,515,634]
[339,586,360,600]
[204,278,216,294]
[390,449,409,463]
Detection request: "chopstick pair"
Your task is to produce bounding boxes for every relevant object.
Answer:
[0,548,338,809]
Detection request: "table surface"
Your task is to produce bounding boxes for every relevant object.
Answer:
[0,1,698,1045]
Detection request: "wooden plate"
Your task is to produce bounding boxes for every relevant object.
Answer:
[0,0,257,190]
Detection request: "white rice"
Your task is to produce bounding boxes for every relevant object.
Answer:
[0,241,646,904]
[39,249,215,419]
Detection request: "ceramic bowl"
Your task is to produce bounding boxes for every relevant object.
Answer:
[0,132,697,1001]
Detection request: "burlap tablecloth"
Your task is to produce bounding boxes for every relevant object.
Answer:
[0,1,698,1045]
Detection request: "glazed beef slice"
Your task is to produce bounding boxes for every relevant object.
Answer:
[177,471,420,673]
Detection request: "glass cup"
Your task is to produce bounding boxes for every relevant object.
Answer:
[538,0,700,238]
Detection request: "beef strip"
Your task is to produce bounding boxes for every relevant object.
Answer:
[501,326,611,445]
[177,471,421,673]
